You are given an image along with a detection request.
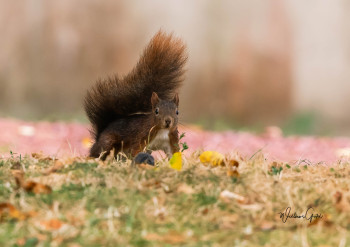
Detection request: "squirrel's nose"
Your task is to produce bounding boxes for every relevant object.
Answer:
[165,119,171,127]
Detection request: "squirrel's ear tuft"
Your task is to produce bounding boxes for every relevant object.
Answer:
[173,93,179,106]
[151,92,159,106]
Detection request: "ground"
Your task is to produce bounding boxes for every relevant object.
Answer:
[1,118,350,163]
[1,118,350,246]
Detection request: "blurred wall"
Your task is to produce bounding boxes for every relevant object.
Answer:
[287,0,350,130]
[0,0,349,133]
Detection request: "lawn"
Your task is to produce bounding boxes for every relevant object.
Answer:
[0,151,349,247]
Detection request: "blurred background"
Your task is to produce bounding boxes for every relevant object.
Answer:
[0,0,349,135]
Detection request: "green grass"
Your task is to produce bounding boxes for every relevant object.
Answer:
[0,153,350,246]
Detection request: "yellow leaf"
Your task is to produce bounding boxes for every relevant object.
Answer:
[170,152,182,171]
[199,151,225,167]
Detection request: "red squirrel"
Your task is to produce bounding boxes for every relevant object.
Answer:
[84,31,187,160]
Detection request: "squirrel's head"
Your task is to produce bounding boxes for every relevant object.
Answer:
[151,92,179,130]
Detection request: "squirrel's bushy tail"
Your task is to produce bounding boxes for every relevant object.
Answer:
[84,30,187,138]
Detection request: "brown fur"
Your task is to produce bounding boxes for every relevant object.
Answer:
[84,31,187,159]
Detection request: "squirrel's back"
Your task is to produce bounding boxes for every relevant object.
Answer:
[84,31,187,139]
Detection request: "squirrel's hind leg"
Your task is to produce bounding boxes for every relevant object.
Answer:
[89,131,122,160]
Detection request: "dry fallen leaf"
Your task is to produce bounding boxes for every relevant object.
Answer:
[16,238,26,246]
[40,218,63,230]
[142,179,161,188]
[10,161,22,170]
[227,169,240,177]
[227,159,240,167]
[220,214,239,229]
[333,191,350,212]
[14,172,52,194]
[334,191,342,204]
[32,152,55,161]
[0,203,28,221]
[138,163,155,169]
[177,183,195,194]
[307,216,322,227]
[239,204,263,211]
[259,221,275,231]
[43,160,65,175]
[307,213,333,228]
[32,183,52,194]
[144,231,187,244]
[67,244,82,247]
[201,208,209,215]
[220,190,246,203]
[161,183,172,193]
[226,158,240,177]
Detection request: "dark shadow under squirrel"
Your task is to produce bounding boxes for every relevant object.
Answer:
[84,31,187,160]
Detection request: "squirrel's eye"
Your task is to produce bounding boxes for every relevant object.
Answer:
[176,110,179,115]
[155,108,159,115]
